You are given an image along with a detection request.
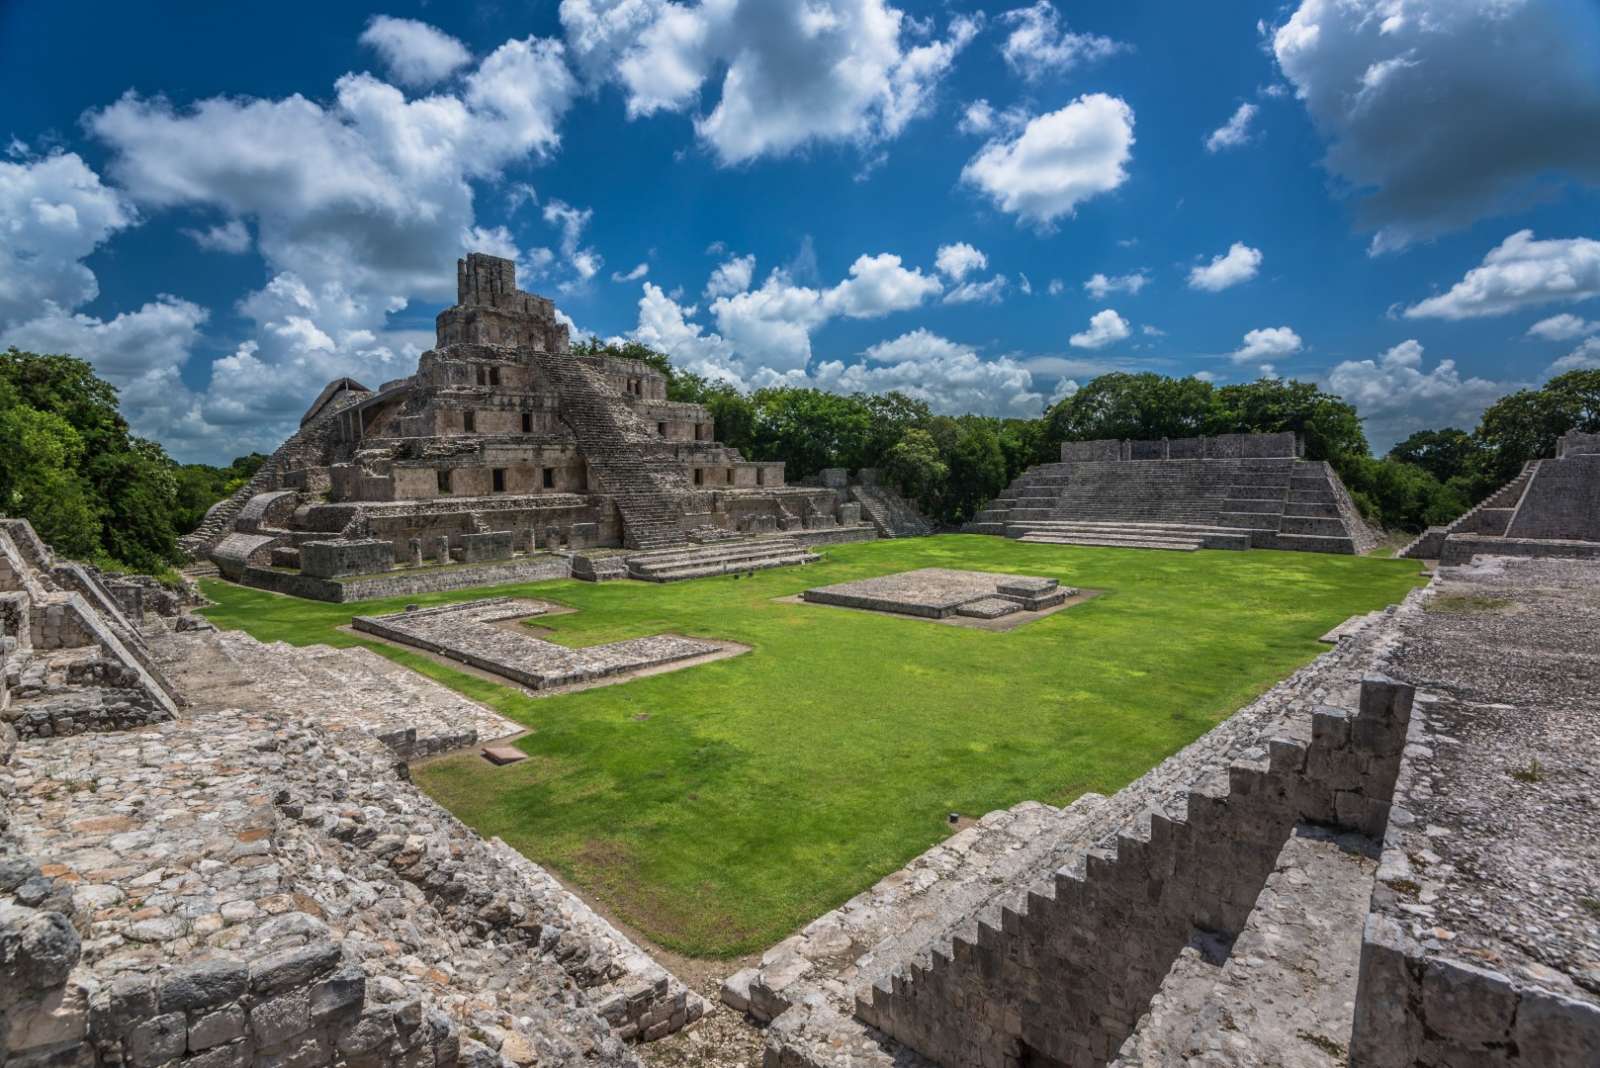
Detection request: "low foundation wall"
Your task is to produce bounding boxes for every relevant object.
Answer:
[1439,534,1600,566]
[241,555,571,602]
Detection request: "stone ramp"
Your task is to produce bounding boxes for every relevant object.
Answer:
[626,537,820,581]
[1111,825,1378,1068]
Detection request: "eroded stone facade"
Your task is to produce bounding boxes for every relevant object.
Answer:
[182,254,870,592]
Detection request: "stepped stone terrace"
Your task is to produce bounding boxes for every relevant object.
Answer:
[184,253,884,602]
[966,431,1378,555]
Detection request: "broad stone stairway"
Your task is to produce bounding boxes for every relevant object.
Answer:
[542,356,691,551]
[969,459,1375,555]
[625,537,820,581]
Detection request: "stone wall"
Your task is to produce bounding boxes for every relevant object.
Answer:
[1440,533,1600,566]
[242,555,571,603]
[1059,432,1301,463]
[1557,430,1600,457]
[854,674,1413,1066]
[300,539,395,579]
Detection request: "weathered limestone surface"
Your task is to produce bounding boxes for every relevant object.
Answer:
[353,599,722,690]
[1352,555,1600,1066]
[1111,825,1378,1068]
[1,518,705,1066]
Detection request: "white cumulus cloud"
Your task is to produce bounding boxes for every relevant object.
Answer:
[935,242,987,281]
[997,2,1124,82]
[1405,231,1600,320]
[961,94,1135,225]
[559,0,978,165]
[1232,326,1302,363]
[359,15,473,88]
[1188,242,1263,292]
[1084,270,1147,299]
[1528,313,1600,341]
[1326,340,1513,451]
[1205,103,1258,153]
[1070,309,1131,349]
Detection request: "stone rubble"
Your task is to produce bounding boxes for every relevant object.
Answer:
[1,518,705,1068]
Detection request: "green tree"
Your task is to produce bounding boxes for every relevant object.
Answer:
[1387,428,1477,484]
[883,428,948,508]
[0,401,103,558]
[748,388,875,478]
[1043,372,1217,447]
[1211,378,1369,468]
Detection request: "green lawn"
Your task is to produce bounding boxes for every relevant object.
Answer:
[200,535,1425,957]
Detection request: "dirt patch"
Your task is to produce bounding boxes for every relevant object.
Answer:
[1427,593,1514,614]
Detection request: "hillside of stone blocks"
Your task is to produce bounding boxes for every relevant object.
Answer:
[5,495,1599,1067]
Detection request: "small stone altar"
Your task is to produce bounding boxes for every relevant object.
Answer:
[800,568,1074,621]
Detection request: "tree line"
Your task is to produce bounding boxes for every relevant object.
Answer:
[5,341,1597,573]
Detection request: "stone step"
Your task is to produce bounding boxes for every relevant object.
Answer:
[1008,520,1254,550]
[1280,515,1350,537]
[1019,534,1202,551]
[1110,826,1379,1068]
[633,551,818,583]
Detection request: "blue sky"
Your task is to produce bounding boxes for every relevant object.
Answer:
[2,0,1598,462]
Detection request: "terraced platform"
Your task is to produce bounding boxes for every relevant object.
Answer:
[625,536,821,581]
[966,435,1378,556]
[800,568,1071,619]
[351,597,727,690]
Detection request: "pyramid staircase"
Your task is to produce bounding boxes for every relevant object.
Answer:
[1397,460,1539,559]
[967,458,1372,554]
[849,483,933,538]
[540,357,691,551]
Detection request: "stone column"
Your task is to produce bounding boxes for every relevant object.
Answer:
[543,526,562,551]
[407,538,423,567]
[431,536,450,564]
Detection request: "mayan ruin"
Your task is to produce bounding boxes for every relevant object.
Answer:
[4,2,1598,1065]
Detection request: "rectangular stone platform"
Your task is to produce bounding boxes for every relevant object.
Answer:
[352,597,725,690]
[800,568,1071,619]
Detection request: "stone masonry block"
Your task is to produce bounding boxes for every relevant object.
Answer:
[157,957,248,1014]
[249,987,312,1048]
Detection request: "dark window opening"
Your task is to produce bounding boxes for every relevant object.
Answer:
[492,468,506,493]
[521,412,533,434]
[727,468,736,484]
[489,367,501,386]
[756,467,765,486]
[657,422,667,436]
[437,469,452,494]
[693,468,703,486]
[463,410,476,433]
[475,366,487,386]
[542,467,555,489]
